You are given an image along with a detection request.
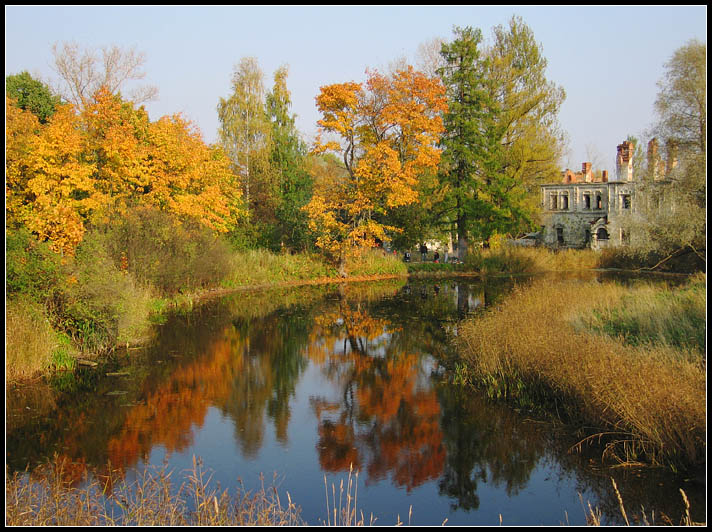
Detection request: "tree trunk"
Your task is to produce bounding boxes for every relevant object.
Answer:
[457,214,468,261]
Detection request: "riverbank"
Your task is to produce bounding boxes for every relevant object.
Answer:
[452,272,706,471]
[5,244,702,385]
[6,266,706,526]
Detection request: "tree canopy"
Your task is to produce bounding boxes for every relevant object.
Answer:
[435,19,566,258]
[304,66,447,272]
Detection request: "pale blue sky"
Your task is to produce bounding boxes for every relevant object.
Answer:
[5,5,707,175]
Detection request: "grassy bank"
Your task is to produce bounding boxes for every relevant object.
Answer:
[454,273,706,469]
[407,246,601,276]
[5,230,407,383]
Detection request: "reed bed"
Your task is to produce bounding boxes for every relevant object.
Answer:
[5,298,59,381]
[5,457,303,526]
[455,275,706,468]
[224,248,337,287]
[467,246,602,275]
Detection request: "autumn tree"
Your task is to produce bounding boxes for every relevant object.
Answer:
[51,42,158,110]
[653,39,706,155]
[622,40,706,269]
[305,66,447,274]
[14,100,94,253]
[8,86,242,255]
[6,96,45,231]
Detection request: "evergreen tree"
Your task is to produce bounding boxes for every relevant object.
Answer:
[437,26,503,258]
[266,66,314,251]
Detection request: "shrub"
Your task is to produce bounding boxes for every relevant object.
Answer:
[59,232,155,353]
[6,227,66,305]
[91,206,234,295]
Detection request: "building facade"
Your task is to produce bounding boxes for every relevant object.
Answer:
[539,139,673,250]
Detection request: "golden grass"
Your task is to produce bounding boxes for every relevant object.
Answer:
[456,276,706,467]
[469,246,602,274]
[224,248,337,287]
[5,456,303,526]
[5,298,59,381]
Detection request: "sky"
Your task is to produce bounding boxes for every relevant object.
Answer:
[5,5,707,176]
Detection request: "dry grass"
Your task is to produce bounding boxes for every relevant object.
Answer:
[579,478,703,526]
[5,456,303,526]
[224,248,337,287]
[6,298,59,381]
[456,276,706,467]
[467,246,602,275]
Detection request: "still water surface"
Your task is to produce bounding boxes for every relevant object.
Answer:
[6,273,705,525]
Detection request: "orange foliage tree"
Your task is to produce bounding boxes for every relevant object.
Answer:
[305,67,447,273]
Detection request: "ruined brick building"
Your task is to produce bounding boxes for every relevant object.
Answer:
[540,139,676,250]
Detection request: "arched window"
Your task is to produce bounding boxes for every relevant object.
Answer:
[596,228,609,240]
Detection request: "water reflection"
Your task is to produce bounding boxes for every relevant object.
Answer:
[6,274,705,525]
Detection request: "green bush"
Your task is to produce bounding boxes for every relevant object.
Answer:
[92,206,234,295]
[6,227,66,305]
[60,232,155,353]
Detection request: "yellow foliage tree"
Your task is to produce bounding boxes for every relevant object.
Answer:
[6,86,244,254]
[20,101,95,253]
[145,114,243,233]
[6,96,42,228]
[305,67,447,274]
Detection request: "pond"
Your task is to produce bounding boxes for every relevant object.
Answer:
[5,272,705,525]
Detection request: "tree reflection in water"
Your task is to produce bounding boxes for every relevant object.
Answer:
[6,275,705,525]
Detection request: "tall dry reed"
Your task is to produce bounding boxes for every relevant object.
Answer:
[6,298,59,381]
[456,277,706,467]
[5,456,303,526]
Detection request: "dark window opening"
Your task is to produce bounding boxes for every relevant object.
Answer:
[556,227,564,245]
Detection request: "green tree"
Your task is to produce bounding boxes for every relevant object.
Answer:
[265,66,314,251]
[217,57,272,215]
[6,71,61,123]
[436,20,566,259]
[483,17,566,237]
[437,25,503,259]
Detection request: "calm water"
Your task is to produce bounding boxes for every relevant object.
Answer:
[6,273,706,525]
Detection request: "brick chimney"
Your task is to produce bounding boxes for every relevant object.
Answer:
[601,170,608,182]
[665,139,678,176]
[582,162,592,182]
[616,141,634,181]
